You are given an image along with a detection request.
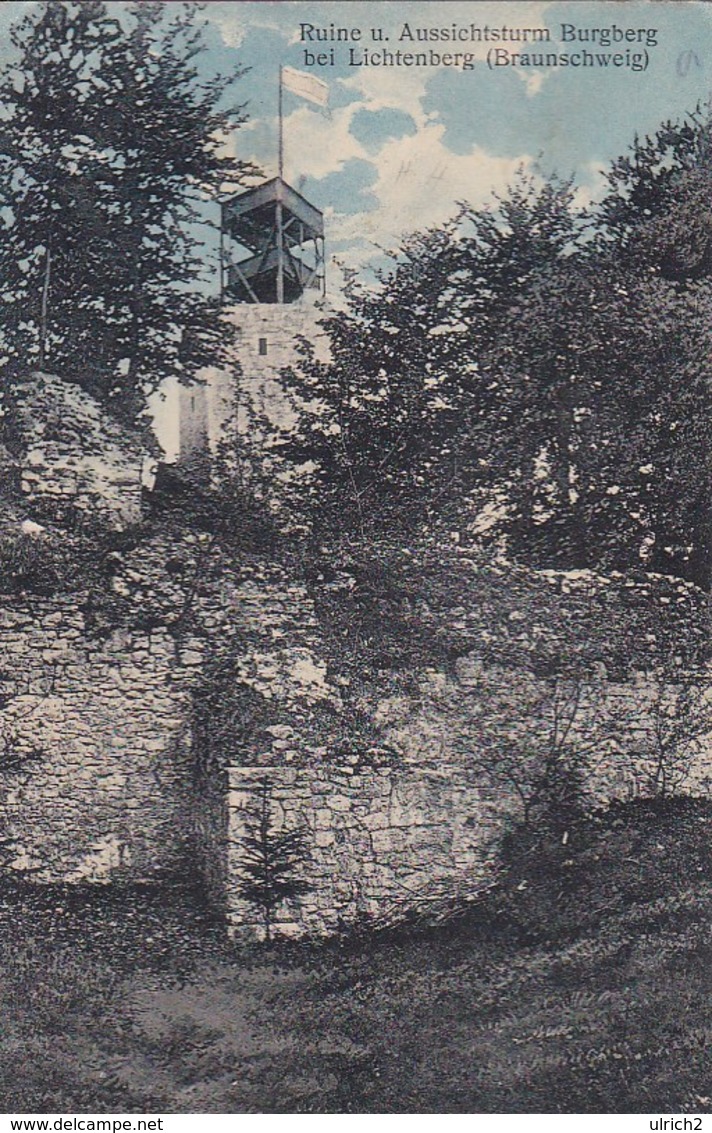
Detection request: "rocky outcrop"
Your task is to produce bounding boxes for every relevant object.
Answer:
[1,371,148,529]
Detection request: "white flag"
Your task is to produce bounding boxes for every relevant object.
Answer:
[282,66,329,108]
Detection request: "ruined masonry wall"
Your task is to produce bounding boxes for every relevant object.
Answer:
[13,372,145,529]
[224,765,513,939]
[0,598,199,882]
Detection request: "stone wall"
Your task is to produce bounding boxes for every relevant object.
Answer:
[217,649,712,941]
[223,763,512,940]
[2,511,709,933]
[173,301,331,472]
[0,526,345,892]
[6,372,146,529]
[378,661,712,806]
[4,569,710,919]
[0,596,199,882]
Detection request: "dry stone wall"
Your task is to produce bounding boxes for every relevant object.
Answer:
[223,763,512,940]
[5,372,145,529]
[2,505,709,937]
[0,596,199,882]
[218,669,712,941]
[4,569,710,925]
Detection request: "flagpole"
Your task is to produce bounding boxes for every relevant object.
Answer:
[278,65,284,180]
[39,240,51,367]
[277,64,284,300]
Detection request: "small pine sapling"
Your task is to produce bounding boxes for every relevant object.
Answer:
[235,778,311,942]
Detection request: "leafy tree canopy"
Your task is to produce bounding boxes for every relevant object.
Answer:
[0,0,253,425]
[262,117,712,589]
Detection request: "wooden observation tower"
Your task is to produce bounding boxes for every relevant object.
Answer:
[175,67,329,474]
[220,177,325,304]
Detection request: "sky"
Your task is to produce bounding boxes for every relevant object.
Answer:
[2,0,712,291]
[205,0,712,286]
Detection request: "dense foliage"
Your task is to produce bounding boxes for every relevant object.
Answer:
[0,0,252,424]
[269,119,712,590]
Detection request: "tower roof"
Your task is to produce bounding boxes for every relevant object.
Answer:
[222,177,323,246]
[221,177,325,304]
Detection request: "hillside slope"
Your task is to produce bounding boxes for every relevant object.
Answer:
[0,798,710,1112]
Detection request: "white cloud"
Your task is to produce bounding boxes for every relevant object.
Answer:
[375,123,528,227]
[328,123,534,274]
[339,67,433,126]
[280,103,367,181]
[206,2,284,47]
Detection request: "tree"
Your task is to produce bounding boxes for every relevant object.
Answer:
[479,252,712,583]
[0,2,112,376]
[0,1,253,424]
[234,779,311,943]
[594,107,712,281]
[259,126,712,589]
[564,108,712,584]
[267,172,579,543]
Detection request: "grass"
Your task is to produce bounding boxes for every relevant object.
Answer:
[1,798,712,1113]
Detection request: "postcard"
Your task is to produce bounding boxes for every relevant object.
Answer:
[0,0,711,1119]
